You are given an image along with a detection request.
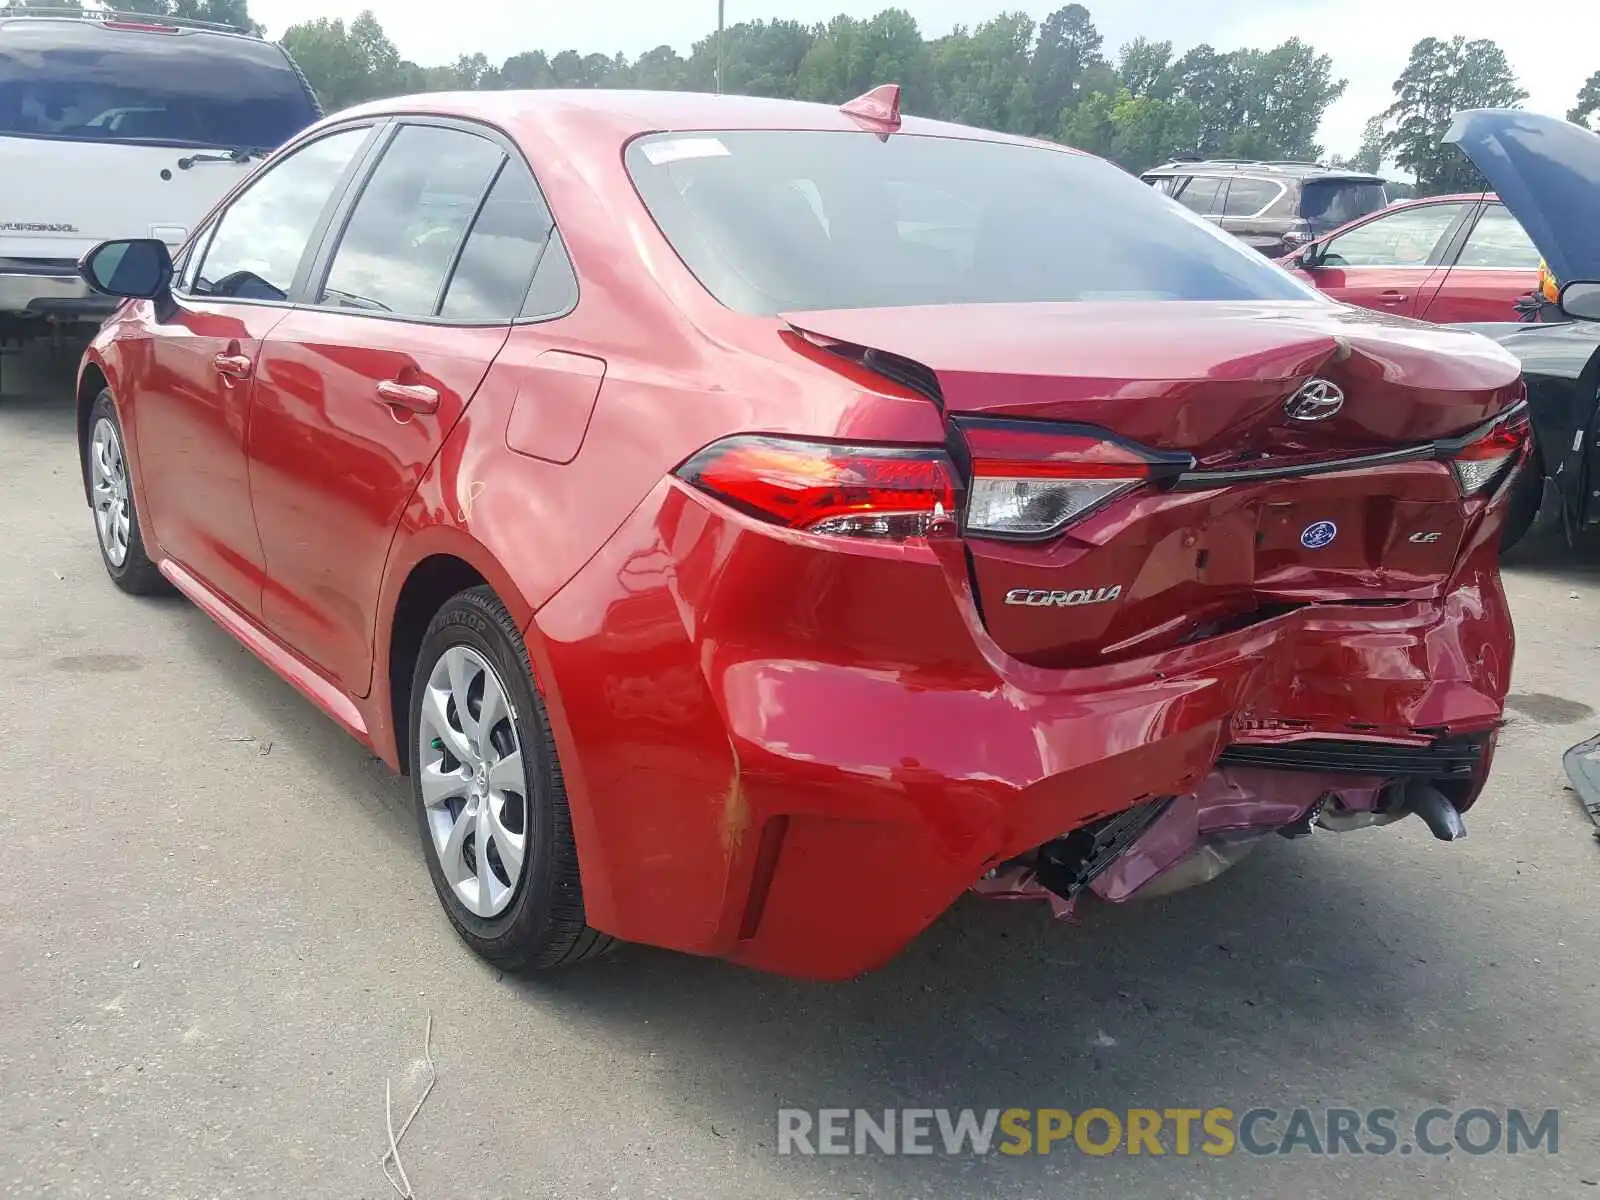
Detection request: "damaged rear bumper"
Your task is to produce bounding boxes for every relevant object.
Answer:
[973,748,1487,920]
[533,484,1512,981]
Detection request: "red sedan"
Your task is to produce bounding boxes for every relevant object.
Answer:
[75,87,1527,980]
[1281,193,1541,322]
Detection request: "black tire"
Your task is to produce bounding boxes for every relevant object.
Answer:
[409,586,615,972]
[1500,460,1543,553]
[85,389,170,596]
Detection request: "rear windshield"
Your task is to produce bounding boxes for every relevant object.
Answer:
[626,131,1318,315]
[0,21,318,151]
[1299,179,1388,234]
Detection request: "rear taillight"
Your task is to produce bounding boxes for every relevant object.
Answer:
[1448,407,1530,497]
[676,435,958,540]
[960,420,1191,540]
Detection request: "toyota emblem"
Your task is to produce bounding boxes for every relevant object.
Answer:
[1284,378,1345,422]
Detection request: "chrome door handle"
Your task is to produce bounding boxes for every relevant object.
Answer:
[376,379,440,415]
[213,353,253,379]
[1378,290,1409,304]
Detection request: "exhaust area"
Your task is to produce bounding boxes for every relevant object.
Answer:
[972,757,1473,918]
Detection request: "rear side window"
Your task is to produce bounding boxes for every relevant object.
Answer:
[1455,204,1541,269]
[320,124,505,318]
[1300,179,1387,234]
[440,163,556,322]
[0,21,318,150]
[1174,176,1222,215]
[1222,178,1282,216]
[627,133,1313,315]
[194,126,368,301]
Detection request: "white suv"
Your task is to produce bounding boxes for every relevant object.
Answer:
[0,9,320,350]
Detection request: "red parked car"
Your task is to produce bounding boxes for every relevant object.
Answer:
[1281,193,1541,322]
[74,87,1528,980]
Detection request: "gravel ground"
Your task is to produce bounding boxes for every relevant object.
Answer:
[3,345,1598,1199]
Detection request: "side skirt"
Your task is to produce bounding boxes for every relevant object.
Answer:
[158,558,372,747]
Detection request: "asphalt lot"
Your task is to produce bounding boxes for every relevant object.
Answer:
[3,343,1600,1199]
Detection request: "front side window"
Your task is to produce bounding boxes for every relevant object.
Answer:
[1320,203,1467,268]
[1455,204,1541,269]
[194,126,368,301]
[626,133,1314,316]
[320,124,505,317]
[0,22,318,150]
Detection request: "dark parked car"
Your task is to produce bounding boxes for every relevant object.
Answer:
[1442,110,1600,550]
[1140,158,1388,257]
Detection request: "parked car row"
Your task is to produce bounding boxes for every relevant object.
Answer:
[1139,158,1391,258]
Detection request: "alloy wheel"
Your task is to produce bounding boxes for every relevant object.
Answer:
[89,417,131,568]
[418,645,528,918]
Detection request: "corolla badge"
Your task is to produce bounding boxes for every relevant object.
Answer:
[1301,520,1338,550]
[1284,378,1345,422]
[1004,585,1123,608]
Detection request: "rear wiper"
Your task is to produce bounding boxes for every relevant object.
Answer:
[177,147,271,170]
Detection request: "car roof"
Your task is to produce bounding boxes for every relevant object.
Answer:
[0,10,263,39]
[331,88,1060,154]
[1143,160,1384,183]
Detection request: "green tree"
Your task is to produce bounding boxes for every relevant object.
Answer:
[1116,37,1173,100]
[1350,114,1387,172]
[930,12,1036,133]
[684,19,815,97]
[631,46,688,91]
[280,12,409,111]
[1030,5,1107,134]
[1109,91,1201,169]
[1230,39,1344,161]
[1383,36,1528,195]
[1060,87,1116,155]
[1571,70,1600,130]
[795,10,930,110]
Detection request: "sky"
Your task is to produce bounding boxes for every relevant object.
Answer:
[246,0,1592,156]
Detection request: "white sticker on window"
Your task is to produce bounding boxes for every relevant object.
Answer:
[641,137,731,166]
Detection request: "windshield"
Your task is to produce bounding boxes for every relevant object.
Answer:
[0,21,318,151]
[626,130,1319,315]
[1299,179,1388,235]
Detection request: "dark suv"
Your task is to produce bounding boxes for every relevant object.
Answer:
[1140,159,1389,258]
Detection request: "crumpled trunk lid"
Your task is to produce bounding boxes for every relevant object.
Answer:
[786,301,1525,667]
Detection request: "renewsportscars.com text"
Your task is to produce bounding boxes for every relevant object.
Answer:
[777,1107,1560,1158]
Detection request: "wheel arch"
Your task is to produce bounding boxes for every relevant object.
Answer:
[374,526,540,775]
[76,356,111,505]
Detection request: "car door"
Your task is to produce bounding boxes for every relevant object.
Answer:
[1295,200,1473,317]
[247,120,557,695]
[133,124,377,615]
[1416,202,1543,323]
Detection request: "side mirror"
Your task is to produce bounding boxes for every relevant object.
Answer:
[78,238,174,300]
[1558,280,1600,322]
[1296,242,1324,270]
